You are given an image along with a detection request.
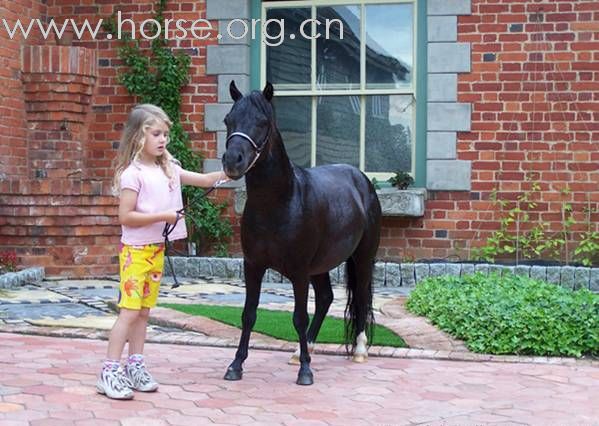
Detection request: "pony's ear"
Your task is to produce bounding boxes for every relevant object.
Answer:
[263,82,274,102]
[229,80,243,102]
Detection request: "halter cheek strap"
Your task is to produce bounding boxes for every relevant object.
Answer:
[225,127,271,176]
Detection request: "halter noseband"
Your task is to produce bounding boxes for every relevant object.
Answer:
[225,125,271,176]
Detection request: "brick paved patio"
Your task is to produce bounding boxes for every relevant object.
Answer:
[0,333,597,425]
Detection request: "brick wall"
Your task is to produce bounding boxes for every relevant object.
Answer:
[0,0,231,275]
[378,0,599,263]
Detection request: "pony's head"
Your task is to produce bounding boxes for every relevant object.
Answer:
[222,81,274,180]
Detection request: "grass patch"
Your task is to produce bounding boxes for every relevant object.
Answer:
[161,303,406,347]
[406,273,599,357]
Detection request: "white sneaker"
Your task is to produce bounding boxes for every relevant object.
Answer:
[126,361,159,392]
[96,367,134,400]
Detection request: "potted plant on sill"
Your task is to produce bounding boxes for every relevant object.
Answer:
[388,170,414,190]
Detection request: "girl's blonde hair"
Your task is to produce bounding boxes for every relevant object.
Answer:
[112,104,178,195]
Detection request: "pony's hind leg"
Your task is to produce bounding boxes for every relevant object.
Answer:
[290,273,333,365]
[224,261,265,381]
[345,242,376,363]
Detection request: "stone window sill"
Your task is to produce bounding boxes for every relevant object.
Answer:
[233,187,426,217]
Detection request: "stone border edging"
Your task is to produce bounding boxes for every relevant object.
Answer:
[167,257,599,291]
[0,267,44,289]
[1,323,595,368]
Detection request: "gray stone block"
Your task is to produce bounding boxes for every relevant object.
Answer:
[530,265,547,282]
[207,45,250,75]
[414,263,430,282]
[428,102,471,131]
[487,264,504,276]
[560,266,576,289]
[590,268,599,292]
[198,257,213,277]
[428,73,457,102]
[514,265,531,277]
[446,263,461,277]
[429,77,458,108]
[426,160,471,191]
[546,266,561,285]
[428,16,457,41]
[186,258,200,278]
[217,131,227,157]
[428,43,471,73]
[502,265,516,276]
[377,188,426,217]
[573,267,590,291]
[474,264,489,276]
[373,262,385,287]
[429,263,446,277]
[461,264,475,276]
[211,258,228,278]
[426,132,457,160]
[207,0,250,20]
[204,103,233,131]
[428,0,471,16]
[386,263,401,287]
[339,261,347,284]
[401,264,416,287]
[218,20,251,45]
[219,74,250,103]
[226,258,243,279]
[0,273,17,289]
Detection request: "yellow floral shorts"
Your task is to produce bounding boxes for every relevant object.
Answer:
[117,243,165,310]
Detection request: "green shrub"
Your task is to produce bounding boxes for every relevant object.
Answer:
[406,273,599,357]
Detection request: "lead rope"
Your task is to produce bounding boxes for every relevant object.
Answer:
[162,179,227,288]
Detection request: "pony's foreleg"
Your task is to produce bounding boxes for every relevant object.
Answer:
[291,276,313,385]
[352,331,368,363]
[289,273,333,365]
[224,262,264,381]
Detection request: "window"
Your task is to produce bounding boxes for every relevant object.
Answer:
[261,0,417,179]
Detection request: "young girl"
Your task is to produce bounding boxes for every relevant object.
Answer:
[97,104,228,400]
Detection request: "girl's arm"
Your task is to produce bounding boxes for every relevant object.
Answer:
[119,189,178,226]
[180,169,229,188]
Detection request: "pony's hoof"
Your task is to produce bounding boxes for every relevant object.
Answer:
[296,371,314,386]
[288,354,301,365]
[352,354,368,363]
[224,367,242,381]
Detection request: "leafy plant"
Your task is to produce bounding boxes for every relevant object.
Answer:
[371,177,381,190]
[0,251,17,273]
[387,171,414,190]
[406,273,598,357]
[103,0,232,255]
[574,203,599,267]
[472,179,572,264]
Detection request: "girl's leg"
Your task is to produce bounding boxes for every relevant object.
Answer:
[98,308,140,399]
[128,307,150,356]
[106,308,141,360]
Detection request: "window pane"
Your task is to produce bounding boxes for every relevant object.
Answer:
[365,4,413,89]
[316,96,360,167]
[365,95,413,173]
[273,96,311,168]
[316,5,360,90]
[266,8,311,91]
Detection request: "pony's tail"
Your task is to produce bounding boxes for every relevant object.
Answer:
[344,257,375,355]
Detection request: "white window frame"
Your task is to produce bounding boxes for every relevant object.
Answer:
[261,0,418,179]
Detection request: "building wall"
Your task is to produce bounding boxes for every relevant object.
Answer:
[1,0,598,275]
[378,0,599,262]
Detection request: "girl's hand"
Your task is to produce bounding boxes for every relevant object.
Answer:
[163,211,179,225]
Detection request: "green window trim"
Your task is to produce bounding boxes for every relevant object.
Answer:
[249,0,426,187]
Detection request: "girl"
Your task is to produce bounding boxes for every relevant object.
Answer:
[97,104,228,400]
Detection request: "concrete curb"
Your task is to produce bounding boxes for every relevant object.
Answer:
[0,267,45,289]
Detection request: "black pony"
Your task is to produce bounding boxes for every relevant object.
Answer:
[221,81,381,385]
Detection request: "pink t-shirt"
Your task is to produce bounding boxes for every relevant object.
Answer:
[120,161,187,245]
